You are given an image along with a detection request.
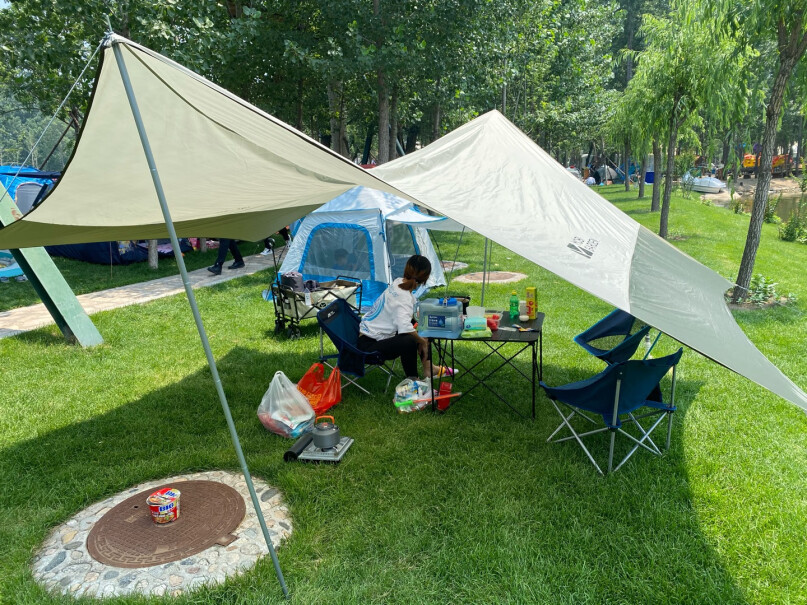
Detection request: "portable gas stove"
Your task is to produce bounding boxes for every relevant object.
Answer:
[287,434,354,463]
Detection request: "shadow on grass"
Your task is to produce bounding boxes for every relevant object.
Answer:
[0,347,748,604]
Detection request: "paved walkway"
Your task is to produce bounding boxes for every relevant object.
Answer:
[0,248,286,340]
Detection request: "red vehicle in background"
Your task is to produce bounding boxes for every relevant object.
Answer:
[741,153,795,176]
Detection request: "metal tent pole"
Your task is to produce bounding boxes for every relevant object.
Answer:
[106,26,289,599]
[481,238,489,306]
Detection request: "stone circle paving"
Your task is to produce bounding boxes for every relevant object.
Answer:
[31,471,291,599]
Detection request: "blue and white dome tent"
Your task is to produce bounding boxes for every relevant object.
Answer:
[279,186,462,306]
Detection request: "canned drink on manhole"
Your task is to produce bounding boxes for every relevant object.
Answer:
[147,487,180,524]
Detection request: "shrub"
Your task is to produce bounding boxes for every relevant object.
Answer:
[763,194,781,224]
[779,212,803,242]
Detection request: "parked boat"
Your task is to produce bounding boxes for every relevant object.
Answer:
[683,172,726,194]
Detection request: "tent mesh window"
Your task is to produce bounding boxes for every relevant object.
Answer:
[387,222,418,280]
[301,224,372,279]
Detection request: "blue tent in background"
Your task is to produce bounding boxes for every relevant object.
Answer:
[1,165,190,265]
[0,165,57,201]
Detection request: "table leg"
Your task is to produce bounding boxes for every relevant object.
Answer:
[539,330,543,381]
[532,341,536,419]
[428,338,435,412]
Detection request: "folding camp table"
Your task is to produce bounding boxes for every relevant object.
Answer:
[425,311,544,419]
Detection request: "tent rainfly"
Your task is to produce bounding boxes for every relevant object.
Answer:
[2,33,806,595]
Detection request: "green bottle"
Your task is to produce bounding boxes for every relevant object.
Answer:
[509,290,519,318]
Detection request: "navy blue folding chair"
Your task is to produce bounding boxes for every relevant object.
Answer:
[574,308,653,365]
[540,348,683,474]
[317,298,397,394]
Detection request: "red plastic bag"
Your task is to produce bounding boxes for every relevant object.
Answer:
[297,363,341,414]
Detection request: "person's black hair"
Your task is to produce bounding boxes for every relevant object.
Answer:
[399,254,431,290]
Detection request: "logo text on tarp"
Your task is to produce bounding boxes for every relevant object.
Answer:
[568,236,599,258]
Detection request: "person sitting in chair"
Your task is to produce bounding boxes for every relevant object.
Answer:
[357,254,454,379]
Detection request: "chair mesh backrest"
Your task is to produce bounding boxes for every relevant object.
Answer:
[546,349,682,417]
[318,298,360,349]
[615,350,682,412]
[317,298,376,376]
[574,308,651,365]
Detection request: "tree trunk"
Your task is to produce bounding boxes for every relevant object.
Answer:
[798,114,805,174]
[148,240,158,270]
[327,80,341,154]
[431,102,441,142]
[638,154,646,199]
[651,139,661,212]
[626,3,634,84]
[295,79,304,132]
[405,124,418,153]
[733,52,801,302]
[732,131,741,190]
[389,88,398,161]
[624,141,631,191]
[719,136,730,180]
[199,238,207,253]
[377,69,390,165]
[326,80,349,157]
[373,0,389,165]
[660,116,679,239]
[361,124,374,165]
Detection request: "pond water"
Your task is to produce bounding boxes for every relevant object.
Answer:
[741,193,805,220]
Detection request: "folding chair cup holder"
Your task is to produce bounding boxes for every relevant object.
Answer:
[317,298,398,395]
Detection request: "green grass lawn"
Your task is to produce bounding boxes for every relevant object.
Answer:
[1,186,806,604]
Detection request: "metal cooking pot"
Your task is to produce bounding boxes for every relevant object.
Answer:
[312,416,340,449]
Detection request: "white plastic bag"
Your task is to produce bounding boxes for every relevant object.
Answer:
[257,371,315,438]
[393,378,431,406]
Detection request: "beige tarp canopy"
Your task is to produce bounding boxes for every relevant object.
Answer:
[1,35,805,412]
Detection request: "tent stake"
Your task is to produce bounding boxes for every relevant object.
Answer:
[106,26,290,599]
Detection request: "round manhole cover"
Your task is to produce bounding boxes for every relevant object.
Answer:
[87,480,245,568]
[441,260,469,271]
[453,271,527,284]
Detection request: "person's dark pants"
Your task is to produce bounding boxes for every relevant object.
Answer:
[215,239,243,266]
[264,227,291,249]
[358,333,419,378]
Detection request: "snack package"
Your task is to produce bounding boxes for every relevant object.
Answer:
[393,378,432,408]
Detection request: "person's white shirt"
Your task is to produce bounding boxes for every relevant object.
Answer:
[359,278,417,340]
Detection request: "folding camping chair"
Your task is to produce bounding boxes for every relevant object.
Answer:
[574,308,653,365]
[540,348,683,474]
[317,298,398,394]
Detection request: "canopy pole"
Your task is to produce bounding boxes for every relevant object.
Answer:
[643,331,662,360]
[481,238,489,306]
[106,25,290,599]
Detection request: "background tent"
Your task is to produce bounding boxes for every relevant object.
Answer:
[279,186,447,305]
[0,166,56,203]
[46,239,192,265]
